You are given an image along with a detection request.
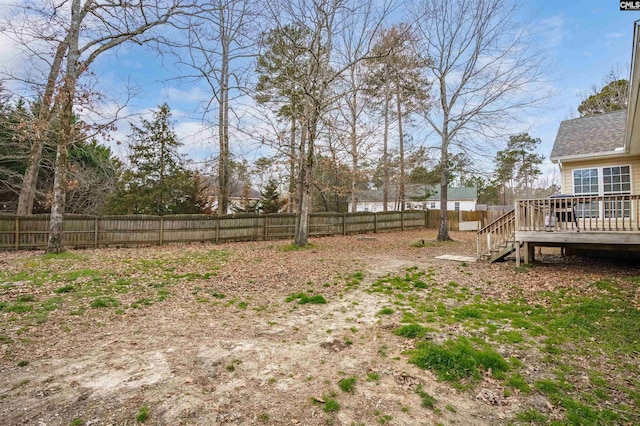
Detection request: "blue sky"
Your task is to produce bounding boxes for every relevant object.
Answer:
[2,0,640,180]
[525,1,639,159]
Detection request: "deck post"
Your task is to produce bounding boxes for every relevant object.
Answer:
[524,242,529,264]
[528,243,535,263]
[515,241,521,267]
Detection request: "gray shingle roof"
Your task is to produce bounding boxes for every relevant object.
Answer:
[550,110,626,160]
[423,186,478,200]
[359,186,477,202]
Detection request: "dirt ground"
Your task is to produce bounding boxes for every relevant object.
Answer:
[0,230,638,426]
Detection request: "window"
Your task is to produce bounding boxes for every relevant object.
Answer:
[603,166,631,218]
[603,166,631,194]
[573,168,599,195]
[430,202,436,209]
[454,202,460,211]
[572,165,632,219]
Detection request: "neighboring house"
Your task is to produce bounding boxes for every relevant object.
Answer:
[350,186,478,213]
[201,177,260,214]
[408,187,478,212]
[478,21,640,264]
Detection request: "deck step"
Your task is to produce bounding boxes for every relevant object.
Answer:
[488,241,522,263]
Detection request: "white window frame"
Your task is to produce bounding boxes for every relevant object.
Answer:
[454,202,460,211]
[572,165,632,218]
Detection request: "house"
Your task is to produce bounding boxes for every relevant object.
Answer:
[477,21,640,264]
[550,111,632,197]
[201,177,261,214]
[349,186,478,213]
[410,187,478,212]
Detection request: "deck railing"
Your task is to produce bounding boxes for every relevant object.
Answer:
[477,208,515,259]
[516,195,640,232]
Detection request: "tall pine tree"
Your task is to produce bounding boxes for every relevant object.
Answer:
[259,178,282,214]
[107,103,201,215]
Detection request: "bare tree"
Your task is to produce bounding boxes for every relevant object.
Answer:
[263,0,391,245]
[333,4,383,213]
[3,0,197,252]
[169,0,259,215]
[411,0,549,241]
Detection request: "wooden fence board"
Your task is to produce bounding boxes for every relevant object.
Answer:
[0,210,487,250]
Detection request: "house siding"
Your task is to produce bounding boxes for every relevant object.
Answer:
[349,200,476,213]
[559,155,640,195]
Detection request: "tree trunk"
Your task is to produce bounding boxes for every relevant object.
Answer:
[217,12,230,216]
[396,84,405,211]
[294,136,312,245]
[382,78,390,212]
[288,118,297,213]
[294,100,318,246]
[294,118,307,243]
[437,136,451,241]
[48,0,81,253]
[17,41,68,216]
[350,78,358,213]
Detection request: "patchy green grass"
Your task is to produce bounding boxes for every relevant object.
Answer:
[338,377,356,393]
[515,408,546,424]
[411,239,434,248]
[279,243,316,252]
[372,268,640,425]
[285,293,327,305]
[415,384,437,409]
[0,248,229,333]
[323,398,340,413]
[366,372,380,383]
[54,285,75,294]
[408,337,509,384]
[90,297,120,308]
[394,324,427,339]
[377,307,394,315]
[136,405,149,422]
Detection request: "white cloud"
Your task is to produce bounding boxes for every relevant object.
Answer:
[605,32,625,39]
[538,15,566,48]
[162,86,211,105]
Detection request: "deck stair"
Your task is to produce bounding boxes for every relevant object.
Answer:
[477,209,520,262]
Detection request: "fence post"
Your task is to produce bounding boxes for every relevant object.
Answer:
[215,216,220,243]
[94,217,99,248]
[343,213,346,235]
[374,213,378,233]
[424,210,428,229]
[264,215,268,241]
[401,210,405,231]
[159,217,164,245]
[14,216,19,251]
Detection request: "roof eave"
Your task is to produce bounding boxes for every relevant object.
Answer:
[550,150,630,164]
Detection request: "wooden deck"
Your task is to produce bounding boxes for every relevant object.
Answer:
[477,195,640,264]
[513,195,640,264]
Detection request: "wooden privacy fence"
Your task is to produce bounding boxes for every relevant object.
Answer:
[0,210,488,251]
